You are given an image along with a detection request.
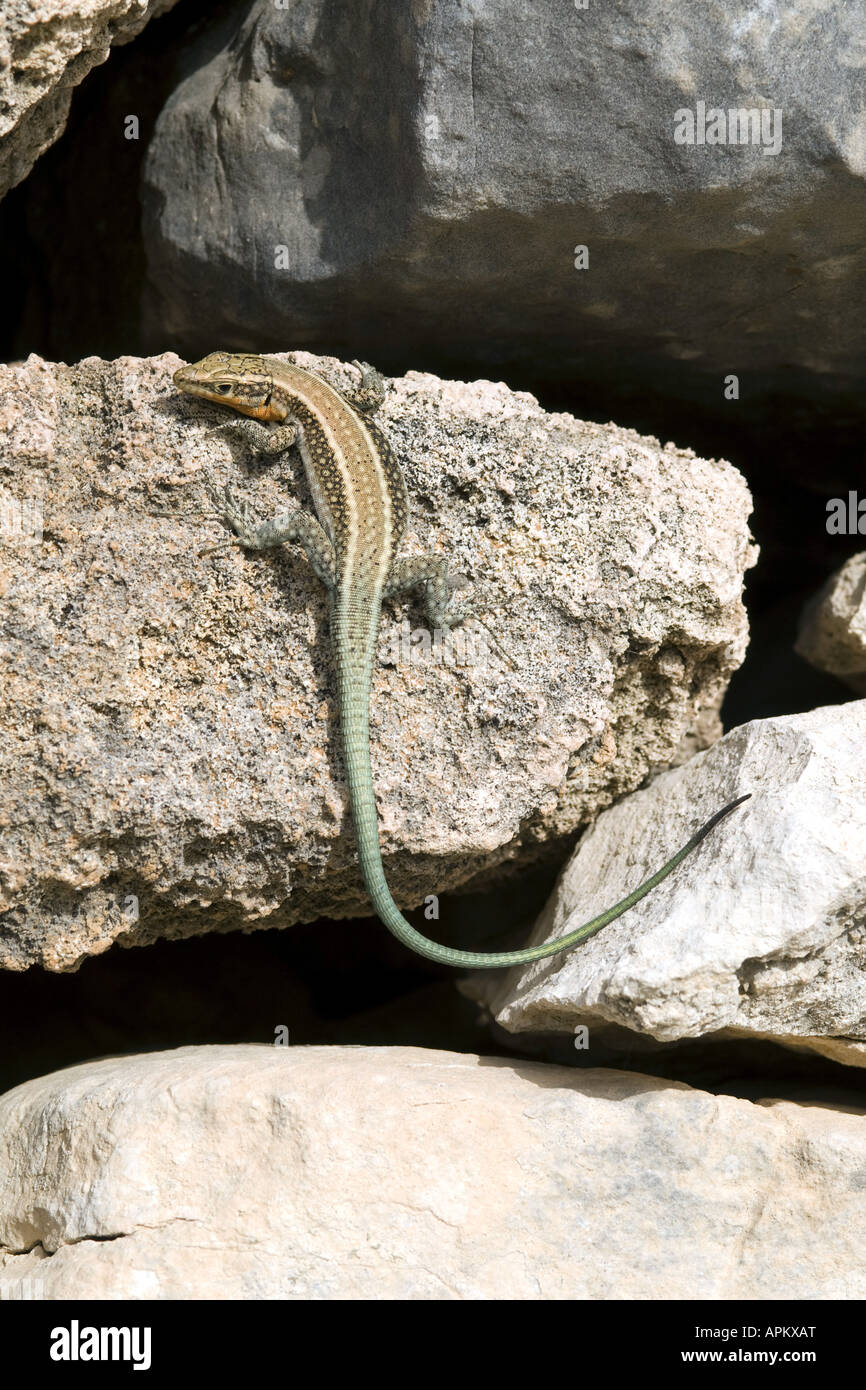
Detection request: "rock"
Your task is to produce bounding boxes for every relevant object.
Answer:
[143,0,866,404]
[477,703,866,1068]
[0,351,752,971]
[0,0,180,202]
[0,1044,863,1299]
[795,553,866,695]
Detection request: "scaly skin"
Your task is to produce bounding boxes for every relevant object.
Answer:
[173,352,749,968]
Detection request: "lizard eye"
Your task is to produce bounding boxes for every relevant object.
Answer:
[214,383,233,394]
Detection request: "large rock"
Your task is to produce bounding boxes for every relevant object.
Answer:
[0,352,752,972]
[0,0,179,201]
[478,703,866,1068]
[143,0,866,403]
[1,1044,863,1299]
[796,553,866,695]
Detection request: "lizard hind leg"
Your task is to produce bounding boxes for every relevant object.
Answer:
[384,554,514,667]
[384,553,514,672]
[383,554,469,629]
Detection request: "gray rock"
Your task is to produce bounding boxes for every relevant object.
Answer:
[478,703,866,1068]
[143,0,866,398]
[1,1044,863,1299]
[0,0,180,201]
[796,552,866,694]
[0,351,752,971]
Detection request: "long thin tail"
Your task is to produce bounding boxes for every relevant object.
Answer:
[339,640,749,968]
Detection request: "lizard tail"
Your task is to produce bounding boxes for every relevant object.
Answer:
[339,665,749,969]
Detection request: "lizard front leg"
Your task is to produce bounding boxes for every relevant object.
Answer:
[213,416,301,455]
[205,482,337,590]
[343,360,387,415]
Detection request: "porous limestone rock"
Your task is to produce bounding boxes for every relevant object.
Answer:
[1,1045,863,1299]
[479,703,866,1069]
[143,0,866,403]
[0,351,752,970]
[796,552,866,695]
[0,0,179,201]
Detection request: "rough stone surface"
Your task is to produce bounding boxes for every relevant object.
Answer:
[796,553,866,695]
[0,0,179,202]
[0,351,752,972]
[477,703,866,1068]
[143,0,866,402]
[1,1044,864,1300]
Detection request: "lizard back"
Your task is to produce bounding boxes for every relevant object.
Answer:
[266,358,408,591]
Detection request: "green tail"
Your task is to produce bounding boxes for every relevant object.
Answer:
[337,619,748,968]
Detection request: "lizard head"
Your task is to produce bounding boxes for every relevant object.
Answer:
[173,352,283,420]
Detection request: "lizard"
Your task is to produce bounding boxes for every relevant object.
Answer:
[173,351,749,969]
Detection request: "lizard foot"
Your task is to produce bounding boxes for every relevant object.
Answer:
[201,478,259,549]
[346,360,387,414]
